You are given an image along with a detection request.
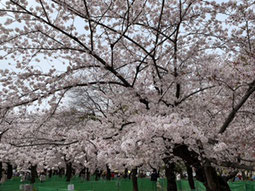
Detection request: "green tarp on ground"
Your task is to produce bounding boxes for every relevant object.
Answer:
[1,176,255,191]
[172,180,255,191]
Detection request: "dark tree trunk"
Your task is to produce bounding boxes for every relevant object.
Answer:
[164,160,177,191]
[241,171,246,180]
[186,163,195,190]
[79,168,85,177]
[7,163,13,179]
[106,165,111,180]
[59,168,65,177]
[72,168,75,177]
[194,166,206,183]
[30,165,37,184]
[86,168,90,181]
[49,169,53,178]
[95,169,100,181]
[0,161,2,181]
[173,144,231,191]
[204,164,231,191]
[53,170,58,176]
[124,168,128,179]
[66,162,72,182]
[131,168,138,191]
[173,145,205,182]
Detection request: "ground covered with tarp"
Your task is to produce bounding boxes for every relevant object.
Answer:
[0,176,255,191]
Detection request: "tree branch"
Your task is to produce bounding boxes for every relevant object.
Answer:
[219,78,255,134]
[10,140,79,147]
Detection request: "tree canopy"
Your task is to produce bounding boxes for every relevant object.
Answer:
[0,0,254,190]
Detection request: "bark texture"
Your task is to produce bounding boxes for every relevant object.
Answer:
[173,144,231,191]
[7,163,13,180]
[106,165,111,180]
[131,168,139,191]
[66,162,72,182]
[30,165,37,184]
[163,158,177,191]
[186,163,195,190]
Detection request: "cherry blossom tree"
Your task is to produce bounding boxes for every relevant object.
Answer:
[0,0,255,191]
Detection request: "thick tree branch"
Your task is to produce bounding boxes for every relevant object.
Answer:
[1,81,125,110]
[219,78,255,134]
[210,158,255,171]
[10,140,79,147]
[175,86,216,106]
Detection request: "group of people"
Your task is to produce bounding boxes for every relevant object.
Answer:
[234,174,255,181]
[19,171,46,183]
